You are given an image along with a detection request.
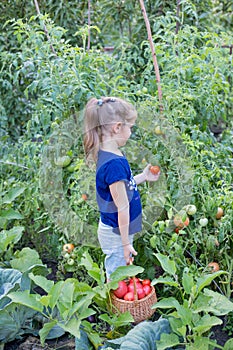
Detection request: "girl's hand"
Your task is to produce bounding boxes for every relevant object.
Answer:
[123,244,137,265]
[143,164,160,182]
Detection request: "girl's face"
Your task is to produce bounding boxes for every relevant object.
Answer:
[116,117,136,147]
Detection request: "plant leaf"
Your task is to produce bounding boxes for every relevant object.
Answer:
[156,332,180,350]
[154,253,176,275]
[8,290,43,312]
[203,289,233,315]
[196,271,228,294]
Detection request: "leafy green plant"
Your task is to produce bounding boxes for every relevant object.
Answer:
[0,265,48,348]
[151,253,233,349]
[7,251,144,348]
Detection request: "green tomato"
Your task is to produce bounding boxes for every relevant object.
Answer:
[142,86,148,93]
[67,258,75,266]
[55,156,71,168]
[185,205,197,215]
[199,218,208,227]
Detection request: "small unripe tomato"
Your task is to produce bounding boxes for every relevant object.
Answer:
[199,218,208,227]
[185,205,197,216]
[154,125,164,135]
[67,258,75,266]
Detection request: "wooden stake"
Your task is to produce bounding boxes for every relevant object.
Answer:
[138,0,163,112]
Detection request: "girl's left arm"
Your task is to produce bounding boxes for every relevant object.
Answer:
[134,164,160,185]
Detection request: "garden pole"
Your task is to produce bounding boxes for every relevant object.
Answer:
[87,0,91,51]
[138,0,163,113]
[33,0,57,56]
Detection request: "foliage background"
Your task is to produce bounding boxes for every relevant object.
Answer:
[0,0,232,292]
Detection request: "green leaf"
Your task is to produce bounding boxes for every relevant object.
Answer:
[156,332,180,350]
[152,276,179,287]
[203,289,233,315]
[39,320,57,346]
[99,311,134,327]
[49,281,64,310]
[0,226,24,253]
[223,339,233,350]
[2,187,25,204]
[154,253,176,275]
[152,297,180,310]
[176,303,192,325]
[28,273,54,293]
[58,317,81,338]
[186,336,210,350]
[193,314,222,335]
[75,329,91,350]
[169,316,187,337]
[196,271,228,294]
[182,269,194,295]
[10,247,43,272]
[192,293,213,313]
[8,290,43,312]
[109,265,144,285]
[0,209,24,220]
[0,268,22,299]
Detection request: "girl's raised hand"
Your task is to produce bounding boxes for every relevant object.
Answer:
[143,164,161,182]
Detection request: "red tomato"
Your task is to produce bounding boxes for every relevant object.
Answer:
[208,262,220,273]
[137,288,146,300]
[142,279,151,286]
[124,292,134,301]
[143,285,152,296]
[81,193,88,201]
[113,281,128,299]
[127,283,135,293]
[129,277,140,283]
[150,165,160,175]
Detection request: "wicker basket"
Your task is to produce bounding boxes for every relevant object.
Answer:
[110,280,157,324]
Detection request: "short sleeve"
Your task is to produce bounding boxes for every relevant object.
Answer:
[104,159,129,186]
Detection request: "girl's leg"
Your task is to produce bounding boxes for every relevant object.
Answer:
[98,220,133,280]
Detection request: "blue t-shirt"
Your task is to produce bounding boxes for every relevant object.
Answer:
[96,150,142,235]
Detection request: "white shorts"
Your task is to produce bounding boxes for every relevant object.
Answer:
[97,220,134,279]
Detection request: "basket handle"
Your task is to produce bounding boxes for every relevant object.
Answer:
[129,258,138,301]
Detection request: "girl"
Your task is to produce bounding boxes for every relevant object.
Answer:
[83,97,160,280]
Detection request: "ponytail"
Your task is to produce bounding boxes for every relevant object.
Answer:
[83,97,137,164]
[83,98,101,164]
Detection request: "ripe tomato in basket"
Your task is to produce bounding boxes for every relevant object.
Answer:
[143,285,152,295]
[124,291,134,301]
[142,279,151,286]
[137,288,146,299]
[128,281,143,292]
[113,280,128,299]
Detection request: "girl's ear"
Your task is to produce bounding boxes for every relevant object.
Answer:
[112,122,123,134]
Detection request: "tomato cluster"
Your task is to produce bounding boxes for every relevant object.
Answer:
[113,278,152,301]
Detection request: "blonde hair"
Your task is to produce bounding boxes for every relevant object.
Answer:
[83,97,137,163]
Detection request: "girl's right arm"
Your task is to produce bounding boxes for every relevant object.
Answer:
[109,181,137,264]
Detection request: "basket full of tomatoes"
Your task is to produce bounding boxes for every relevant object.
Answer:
[110,277,157,324]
